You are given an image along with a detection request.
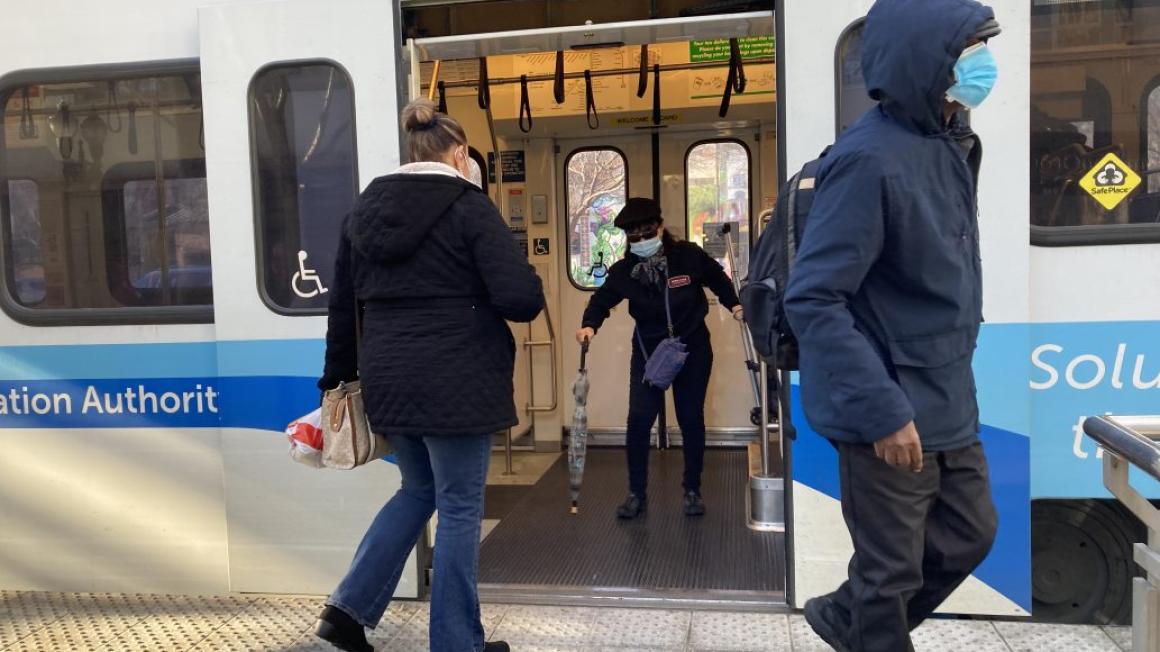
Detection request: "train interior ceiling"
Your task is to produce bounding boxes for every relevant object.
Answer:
[407,10,786,601]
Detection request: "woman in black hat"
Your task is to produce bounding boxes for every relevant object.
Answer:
[575,197,742,519]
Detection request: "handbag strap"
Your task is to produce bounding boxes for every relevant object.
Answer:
[351,239,365,364]
[634,271,676,360]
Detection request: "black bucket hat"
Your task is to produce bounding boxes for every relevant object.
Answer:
[614,197,663,231]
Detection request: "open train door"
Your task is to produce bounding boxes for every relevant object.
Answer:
[198,0,417,595]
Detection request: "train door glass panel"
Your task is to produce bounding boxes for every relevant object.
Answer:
[0,68,209,320]
[685,140,751,280]
[565,148,628,290]
[250,62,358,313]
[1030,1,1160,241]
[558,137,650,433]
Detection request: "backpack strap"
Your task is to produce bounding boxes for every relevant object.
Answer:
[784,171,803,273]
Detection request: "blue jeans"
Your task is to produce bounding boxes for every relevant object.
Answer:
[328,433,491,652]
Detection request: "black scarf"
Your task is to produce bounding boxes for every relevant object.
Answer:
[630,252,668,291]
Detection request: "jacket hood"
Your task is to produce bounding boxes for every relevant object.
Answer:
[346,173,474,263]
[861,0,994,135]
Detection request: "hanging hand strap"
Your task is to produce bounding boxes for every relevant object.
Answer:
[584,70,598,129]
[718,38,747,119]
[554,51,566,104]
[519,74,533,133]
[652,63,662,126]
[127,102,139,155]
[57,102,74,160]
[437,80,448,114]
[730,38,747,93]
[636,45,649,98]
[477,57,491,110]
[106,80,123,132]
[19,87,36,140]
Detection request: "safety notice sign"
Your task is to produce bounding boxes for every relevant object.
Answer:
[1079,152,1141,211]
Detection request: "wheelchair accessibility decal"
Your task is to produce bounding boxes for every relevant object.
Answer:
[1079,152,1141,211]
[292,250,328,299]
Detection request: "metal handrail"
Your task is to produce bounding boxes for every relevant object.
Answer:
[1084,416,1160,481]
[524,304,558,414]
[1083,415,1160,652]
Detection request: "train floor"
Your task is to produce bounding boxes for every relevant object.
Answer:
[0,590,1133,651]
[479,448,785,594]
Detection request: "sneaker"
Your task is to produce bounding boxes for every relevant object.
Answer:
[803,595,851,652]
[616,493,647,519]
[683,490,705,516]
[314,605,373,652]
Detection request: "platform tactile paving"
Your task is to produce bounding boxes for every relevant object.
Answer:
[0,590,1146,651]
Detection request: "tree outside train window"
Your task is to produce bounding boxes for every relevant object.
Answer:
[1029,0,1160,243]
[566,149,627,289]
[686,140,750,280]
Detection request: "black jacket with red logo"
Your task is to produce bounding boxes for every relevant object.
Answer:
[581,240,739,347]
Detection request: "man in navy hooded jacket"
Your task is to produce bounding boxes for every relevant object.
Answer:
[784,1,1001,650]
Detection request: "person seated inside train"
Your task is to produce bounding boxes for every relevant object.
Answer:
[575,197,743,519]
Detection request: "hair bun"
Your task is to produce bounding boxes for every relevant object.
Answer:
[401,99,439,133]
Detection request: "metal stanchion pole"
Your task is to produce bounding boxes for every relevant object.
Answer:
[504,428,514,476]
[759,360,771,476]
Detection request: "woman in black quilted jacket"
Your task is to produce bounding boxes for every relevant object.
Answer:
[313,99,543,652]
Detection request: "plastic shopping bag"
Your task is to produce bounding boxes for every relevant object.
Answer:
[286,407,324,468]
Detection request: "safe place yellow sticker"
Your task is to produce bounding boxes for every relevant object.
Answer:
[1079,152,1142,211]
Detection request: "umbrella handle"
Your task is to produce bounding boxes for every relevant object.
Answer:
[580,339,589,371]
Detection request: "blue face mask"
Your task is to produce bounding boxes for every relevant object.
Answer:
[630,235,663,258]
[946,42,998,110]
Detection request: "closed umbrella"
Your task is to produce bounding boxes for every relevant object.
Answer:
[569,340,591,515]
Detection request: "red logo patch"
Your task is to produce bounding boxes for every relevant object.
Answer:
[668,275,692,288]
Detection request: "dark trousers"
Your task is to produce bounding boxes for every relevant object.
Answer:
[832,441,998,652]
[625,334,713,496]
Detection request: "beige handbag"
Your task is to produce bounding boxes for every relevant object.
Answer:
[320,282,390,469]
[321,380,390,469]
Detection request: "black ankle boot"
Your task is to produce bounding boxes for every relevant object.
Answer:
[315,605,372,652]
[616,493,647,519]
[683,490,705,516]
[484,642,511,651]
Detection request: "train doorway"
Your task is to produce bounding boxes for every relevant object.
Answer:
[406,10,786,606]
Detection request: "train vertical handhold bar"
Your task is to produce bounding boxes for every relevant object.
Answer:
[1083,415,1160,652]
[718,222,762,413]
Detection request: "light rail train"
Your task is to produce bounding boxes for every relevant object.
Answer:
[0,0,1157,625]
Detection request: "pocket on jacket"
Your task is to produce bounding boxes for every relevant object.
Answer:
[887,327,975,368]
[888,328,977,441]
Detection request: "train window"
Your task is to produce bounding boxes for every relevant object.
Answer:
[250,62,358,314]
[0,65,211,324]
[565,148,627,290]
[685,140,751,279]
[835,19,875,135]
[1031,1,1160,245]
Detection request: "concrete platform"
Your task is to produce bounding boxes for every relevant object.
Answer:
[0,591,1134,651]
